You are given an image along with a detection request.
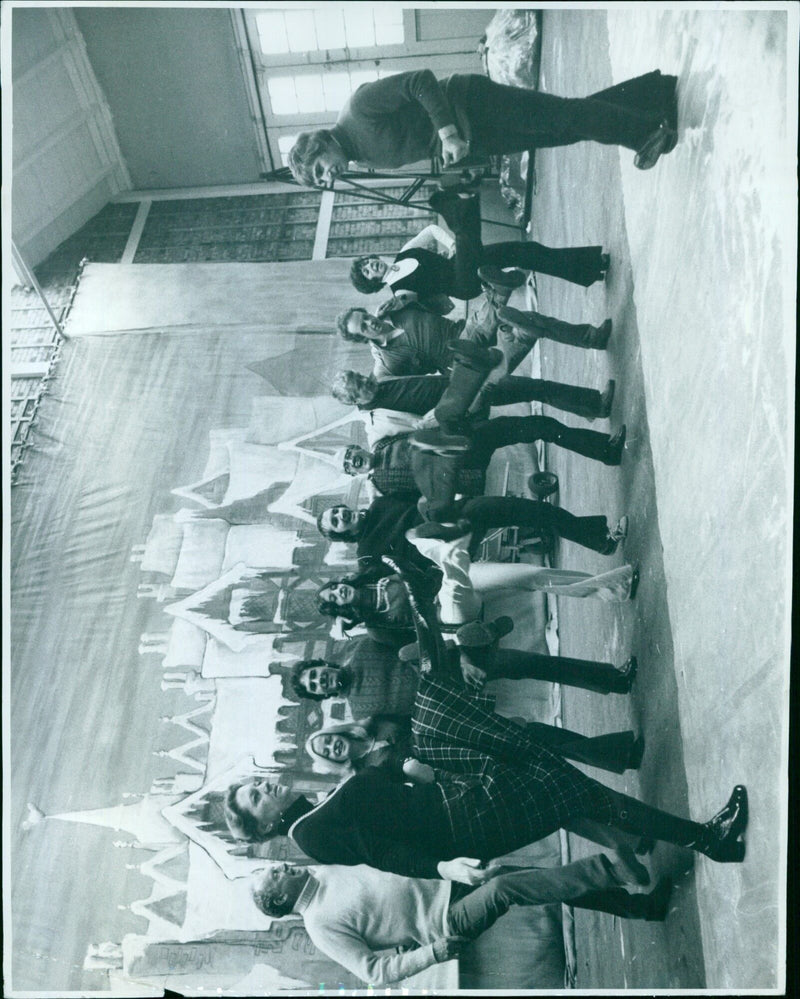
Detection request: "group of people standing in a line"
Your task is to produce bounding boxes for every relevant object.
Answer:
[217,68,746,987]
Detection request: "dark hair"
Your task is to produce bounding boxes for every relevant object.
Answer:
[224,782,277,842]
[287,130,334,188]
[336,307,368,344]
[251,874,295,918]
[316,579,362,625]
[290,658,331,701]
[316,507,335,538]
[349,256,384,294]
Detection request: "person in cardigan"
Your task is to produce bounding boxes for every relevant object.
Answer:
[338,298,613,381]
[249,859,673,986]
[305,713,645,780]
[287,69,679,186]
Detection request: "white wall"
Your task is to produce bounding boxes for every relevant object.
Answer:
[11,7,131,267]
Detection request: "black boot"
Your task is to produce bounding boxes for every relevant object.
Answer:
[603,786,748,863]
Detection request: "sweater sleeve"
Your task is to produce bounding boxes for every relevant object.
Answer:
[306,921,439,986]
[352,70,454,132]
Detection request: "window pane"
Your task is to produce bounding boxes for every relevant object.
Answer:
[285,9,317,52]
[350,69,379,92]
[267,77,298,115]
[278,134,300,167]
[314,8,346,49]
[255,13,289,54]
[294,74,325,113]
[322,72,352,112]
[374,8,404,46]
[343,8,375,48]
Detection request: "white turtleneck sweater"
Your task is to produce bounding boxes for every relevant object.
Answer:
[296,865,452,985]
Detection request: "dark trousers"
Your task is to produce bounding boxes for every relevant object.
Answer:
[458,495,611,553]
[580,783,708,851]
[447,200,606,294]
[486,374,606,418]
[484,647,629,695]
[447,855,653,935]
[469,415,614,466]
[521,722,637,774]
[464,72,671,155]
[483,241,606,288]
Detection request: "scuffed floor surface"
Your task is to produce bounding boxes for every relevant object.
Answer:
[531,8,792,990]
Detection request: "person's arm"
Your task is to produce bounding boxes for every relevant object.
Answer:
[306,920,440,987]
[354,70,455,134]
[401,225,456,256]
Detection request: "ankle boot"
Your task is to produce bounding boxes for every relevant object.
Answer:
[693,786,748,862]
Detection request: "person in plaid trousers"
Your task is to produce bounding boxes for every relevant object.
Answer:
[225,651,748,882]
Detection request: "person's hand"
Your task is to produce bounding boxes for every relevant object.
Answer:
[441,133,470,167]
[459,654,487,690]
[403,758,436,784]
[437,857,490,885]
[433,936,467,962]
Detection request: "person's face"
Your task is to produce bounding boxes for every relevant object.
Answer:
[319,582,356,607]
[262,863,307,907]
[234,778,294,835]
[361,257,388,282]
[345,311,395,342]
[351,374,377,406]
[298,664,344,698]
[320,505,364,539]
[311,733,352,763]
[343,446,372,475]
[312,141,348,188]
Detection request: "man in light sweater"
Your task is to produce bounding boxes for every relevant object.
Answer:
[250,858,671,987]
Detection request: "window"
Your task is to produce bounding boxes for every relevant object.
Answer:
[267,67,399,116]
[254,7,404,55]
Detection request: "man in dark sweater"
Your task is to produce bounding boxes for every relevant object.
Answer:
[339,416,627,507]
[288,69,678,186]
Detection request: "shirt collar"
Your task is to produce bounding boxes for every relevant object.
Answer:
[294,871,320,914]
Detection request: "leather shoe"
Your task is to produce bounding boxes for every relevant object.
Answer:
[706,785,748,843]
[587,318,613,349]
[627,735,645,770]
[598,378,616,417]
[615,656,638,692]
[628,566,640,600]
[605,426,627,465]
[634,120,678,170]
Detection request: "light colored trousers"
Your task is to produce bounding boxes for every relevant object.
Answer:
[409,532,633,626]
